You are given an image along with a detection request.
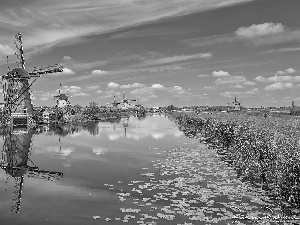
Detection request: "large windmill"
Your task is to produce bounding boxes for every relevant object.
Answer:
[2,33,63,126]
[0,126,63,213]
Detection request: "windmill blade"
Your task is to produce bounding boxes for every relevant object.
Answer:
[14,33,25,69]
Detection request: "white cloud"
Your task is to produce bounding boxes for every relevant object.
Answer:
[73,92,90,96]
[65,85,81,93]
[215,76,247,85]
[107,82,120,88]
[260,47,300,54]
[234,84,244,88]
[0,44,14,56]
[255,75,300,83]
[235,23,284,38]
[186,23,300,47]
[87,85,100,89]
[243,81,256,86]
[120,83,145,89]
[212,70,230,77]
[265,82,294,91]
[277,68,296,75]
[63,55,72,61]
[92,69,108,75]
[220,88,259,98]
[144,52,212,65]
[0,0,255,56]
[203,85,218,90]
[151,84,165,89]
[173,86,183,90]
[55,85,80,95]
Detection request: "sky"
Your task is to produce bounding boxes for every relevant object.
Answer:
[0,0,300,107]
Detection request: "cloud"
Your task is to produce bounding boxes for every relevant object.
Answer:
[110,27,196,39]
[243,81,256,86]
[0,44,14,56]
[144,52,212,65]
[234,84,244,88]
[173,86,183,90]
[151,84,165,89]
[185,22,300,47]
[220,88,259,98]
[265,82,294,91]
[87,85,100,89]
[92,69,108,75]
[107,82,120,88]
[63,55,72,61]
[203,85,218,90]
[235,23,284,38]
[53,68,75,76]
[260,47,300,54]
[215,76,247,85]
[212,70,230,77]
[57,85,81,94]
[129,84,205,103]
[0,0,255,55]
[255,74,300,83]
[120,83,146,89]
[73,92,90,96]
[277,68,296,75]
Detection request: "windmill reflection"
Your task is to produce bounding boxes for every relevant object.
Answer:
[0,125,63,213]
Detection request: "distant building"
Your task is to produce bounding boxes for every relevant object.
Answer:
[232,97,241,111]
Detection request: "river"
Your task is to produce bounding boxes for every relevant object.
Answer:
[0,115,298,225]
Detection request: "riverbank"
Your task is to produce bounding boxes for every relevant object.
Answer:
[170,112,300,216]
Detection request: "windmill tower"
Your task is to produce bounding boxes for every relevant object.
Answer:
[2,33,63,126]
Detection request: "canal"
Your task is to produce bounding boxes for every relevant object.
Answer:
[0,115,298,224]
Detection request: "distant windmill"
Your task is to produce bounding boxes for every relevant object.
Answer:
[107,91,136,109]
[120,91,136,109]
[107,95,122,108]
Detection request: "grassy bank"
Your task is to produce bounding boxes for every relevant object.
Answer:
[170,112,300,214]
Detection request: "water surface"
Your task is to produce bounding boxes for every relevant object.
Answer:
[0,115,298,224]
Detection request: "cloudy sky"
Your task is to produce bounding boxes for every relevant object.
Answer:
[0,0,300,107]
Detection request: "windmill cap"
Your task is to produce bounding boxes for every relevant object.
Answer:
[8,68,29,78]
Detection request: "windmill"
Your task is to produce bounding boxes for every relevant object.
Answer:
[119,91,136,109]
[0,126,63,213]
[107,95,122,109]
[2,33,63,126]
[53,82,71,122]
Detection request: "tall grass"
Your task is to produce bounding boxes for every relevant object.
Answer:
[171,112,300,215]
